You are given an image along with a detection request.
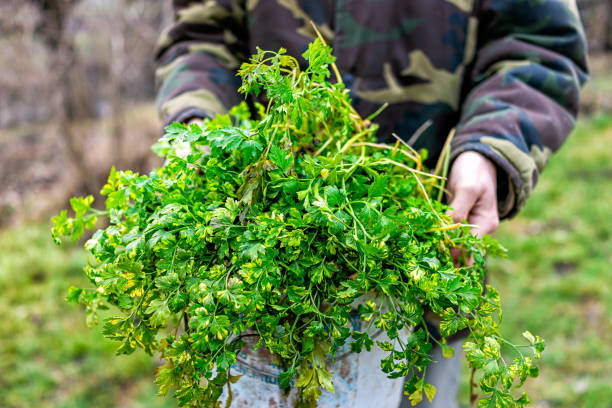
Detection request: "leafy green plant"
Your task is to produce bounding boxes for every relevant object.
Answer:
[52,39,544,407]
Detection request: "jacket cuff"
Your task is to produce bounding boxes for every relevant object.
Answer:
[158,88,228,129]
[163,107,211,128]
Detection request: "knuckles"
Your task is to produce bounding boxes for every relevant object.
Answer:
[453,183,481,198]
[487,216,500,234]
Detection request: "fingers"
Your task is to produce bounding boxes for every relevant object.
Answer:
[469,205,499,238]
[188,118,204,126]
[449,191,498,267]
[464,179,499,238]
[447,151,500,237]
[446,152,500,267]
[448,185,479,224]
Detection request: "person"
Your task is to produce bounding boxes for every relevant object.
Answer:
[154,1,588,407]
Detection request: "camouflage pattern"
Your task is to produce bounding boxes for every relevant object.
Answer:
[155,0,588,218]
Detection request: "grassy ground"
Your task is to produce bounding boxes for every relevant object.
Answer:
[0,225,173,408]
[0,115,610,407]
[461,114,612,408]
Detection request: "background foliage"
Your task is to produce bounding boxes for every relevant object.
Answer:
[2,115,610,408]
[0,1,611,407]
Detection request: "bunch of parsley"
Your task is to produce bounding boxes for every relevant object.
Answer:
[52,39,544,408]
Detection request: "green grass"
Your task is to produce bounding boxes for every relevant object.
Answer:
[0,225,174,408]
[460,115,612,408]
[1,115,611,408]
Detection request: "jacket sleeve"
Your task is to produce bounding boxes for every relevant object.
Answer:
[154,0,248,127]
[452,0,588,218]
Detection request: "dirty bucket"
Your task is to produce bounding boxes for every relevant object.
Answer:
[220,311,411,408]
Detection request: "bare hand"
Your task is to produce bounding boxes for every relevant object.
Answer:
[188,118,204,127]
[447,151,499,238]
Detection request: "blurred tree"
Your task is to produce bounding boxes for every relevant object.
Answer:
[0,2,51,127]
[579,0,612,53]
[0,0,167,224]
[33,0,96,192]
[1,0,168,194]
[108,0,128,168]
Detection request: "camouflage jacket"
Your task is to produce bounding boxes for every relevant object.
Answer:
[155,0,588,219]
